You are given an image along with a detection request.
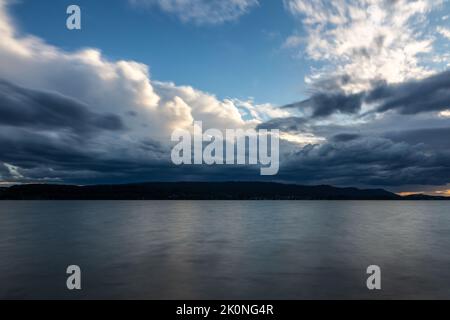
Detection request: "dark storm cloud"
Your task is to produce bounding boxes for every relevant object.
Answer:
[257,117,307,132]
[280,69,450,119]
[0,80,175,184]
[253,105,450,189]
[0,126,173,185]
[0,162,11,178]
[1,120,449,188]
[139,138,167,153]
[0,128,95,168]
[0,80,125,133]
[283,92,364,118]
[278,137,450,187]
[332,133,361,142]
[253,69,450,188]
[367,70,450,114]
[385,127,450,150]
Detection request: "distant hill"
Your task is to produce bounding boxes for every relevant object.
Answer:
[1,181,446,200]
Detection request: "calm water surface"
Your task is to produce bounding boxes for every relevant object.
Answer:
[0,201,449,299]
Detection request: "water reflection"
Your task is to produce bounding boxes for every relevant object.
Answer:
[0,201,449,299]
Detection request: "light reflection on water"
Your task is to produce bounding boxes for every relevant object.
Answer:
[0,201,449,299]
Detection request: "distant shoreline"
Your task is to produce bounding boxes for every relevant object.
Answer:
[0,182,448,201]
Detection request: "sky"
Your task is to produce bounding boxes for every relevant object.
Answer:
[0,0,450,196]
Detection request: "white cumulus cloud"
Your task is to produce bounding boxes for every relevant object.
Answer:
[283,0,443,93]
[0,0,273,183]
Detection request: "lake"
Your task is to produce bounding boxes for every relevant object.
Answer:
[0,201,449,299]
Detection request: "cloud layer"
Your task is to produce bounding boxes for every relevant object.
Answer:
[0,0,449,193]
[282,70,450,118]
[129,0,259,24]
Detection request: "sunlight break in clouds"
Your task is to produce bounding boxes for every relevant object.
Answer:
[435,189,450,196]
[283,0,443,93]
[129,0,259,24]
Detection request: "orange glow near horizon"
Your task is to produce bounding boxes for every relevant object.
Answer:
[398,189,450,197]
[397,192,424,197]
[434,189,450,196]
